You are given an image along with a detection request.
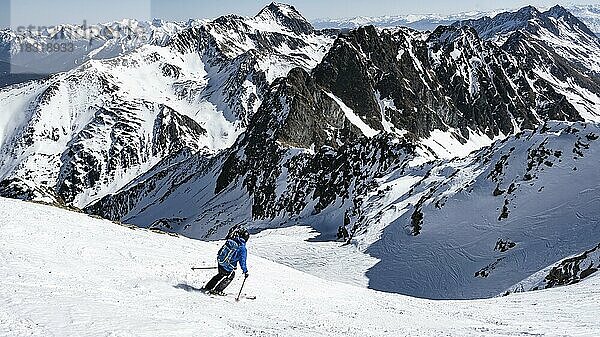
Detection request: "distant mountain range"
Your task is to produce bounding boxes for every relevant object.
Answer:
[312,4,600,35]
[1,4,599,88]
[0,19,204,86]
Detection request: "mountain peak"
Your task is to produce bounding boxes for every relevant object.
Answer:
[542,5,598,39]
[254,2,314,34]
[545,5,570,18]
[452,5,600,42]
[493,5,540,24]
[258,3,300,17]
[517,5,540,17]
[429,24,480,45]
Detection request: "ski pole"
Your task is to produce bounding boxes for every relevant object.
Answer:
[191,267,218,270]
[236,275,247,301]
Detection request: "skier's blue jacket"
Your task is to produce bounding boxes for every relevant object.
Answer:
[217,237,248,273]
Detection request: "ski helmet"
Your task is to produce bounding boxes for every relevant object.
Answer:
[226,224,243,240]
[239,228,250,242]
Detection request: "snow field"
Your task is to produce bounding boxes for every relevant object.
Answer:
[1,198,599,336]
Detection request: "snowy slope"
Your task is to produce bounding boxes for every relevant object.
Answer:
[2,3,600,307]
[1,197,600,337]
[353,121,600,299]
[505,242,600,294]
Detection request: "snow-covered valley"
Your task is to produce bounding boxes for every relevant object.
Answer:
[1,198,599,337]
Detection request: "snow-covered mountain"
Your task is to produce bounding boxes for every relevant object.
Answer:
[0,3,335,207]
[87,5,600,229]
[84,6,600,299]
[1,4,600,300]
[0,3,335,88]
[0,19,196,87]
[3,4,599,88]
[2,198,599,336]
[455,5,600,74]
[312,9,511,31]
[566,4,600,35]
[312,4,600,36]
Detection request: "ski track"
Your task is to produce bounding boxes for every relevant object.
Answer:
[1,198,599,337]
[251,226,379,288]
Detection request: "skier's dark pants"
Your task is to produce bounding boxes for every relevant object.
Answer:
[205,266,235,292]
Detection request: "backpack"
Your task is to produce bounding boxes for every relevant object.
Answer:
[217,239,240,270]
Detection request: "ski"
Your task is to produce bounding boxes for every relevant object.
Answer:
[202,290,256,300]
[234,294,257,300]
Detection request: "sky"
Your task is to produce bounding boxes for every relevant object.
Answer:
[1,0,599,28]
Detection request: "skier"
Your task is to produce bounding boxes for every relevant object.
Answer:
[203,227,250,296]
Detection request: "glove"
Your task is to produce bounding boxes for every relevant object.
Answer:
[244,272,249,279]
